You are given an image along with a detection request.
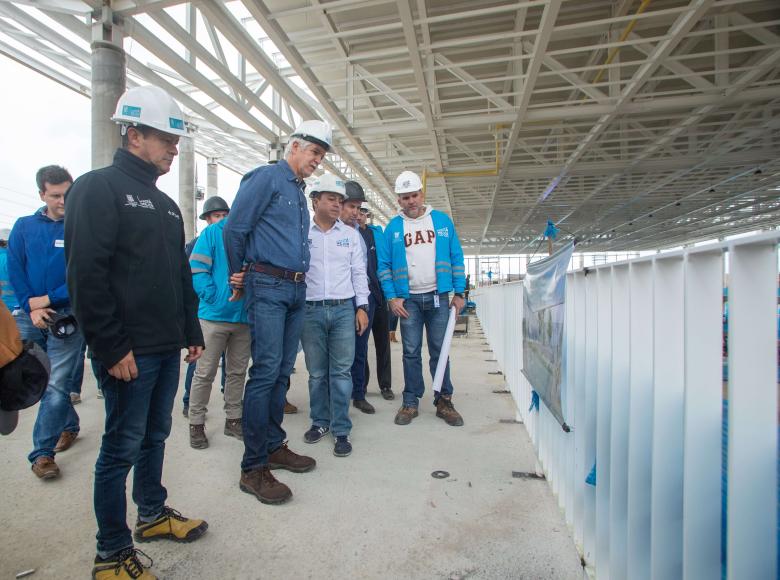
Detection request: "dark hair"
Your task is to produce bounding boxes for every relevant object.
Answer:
[35,165,73,193]
[121,124,155,148]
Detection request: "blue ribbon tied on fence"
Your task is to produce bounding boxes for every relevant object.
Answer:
[529,390,540,413]
[544,220,559,240]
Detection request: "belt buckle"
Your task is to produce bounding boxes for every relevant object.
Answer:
[293,272,304,283]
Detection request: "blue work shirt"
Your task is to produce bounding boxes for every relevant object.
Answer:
[223,159,310,275]
[7,208,70,313]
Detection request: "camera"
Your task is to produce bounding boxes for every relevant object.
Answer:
[47,313,78,339]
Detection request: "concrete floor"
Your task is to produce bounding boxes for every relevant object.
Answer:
[0,317,583,580]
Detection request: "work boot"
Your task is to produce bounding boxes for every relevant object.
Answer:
[435,395,464,426]
[284,399,298,414]
[268,442,316,473]
[92,547,156,580]
[133,506,208,543]
[389,331,399,343]
[240,466,292,505]
[31,456,60,479]
[353,399,375,414]
[70,392,82,405]
[224,418,243,440]
[380,388,395,400]
[394,405,418,425]
[54,430,78,453]
[189,424,208,449]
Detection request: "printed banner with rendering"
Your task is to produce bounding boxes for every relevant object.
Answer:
[521,241,575,429]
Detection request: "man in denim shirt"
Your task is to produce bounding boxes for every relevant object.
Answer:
[7,165,84,479]
[223,120,331,505]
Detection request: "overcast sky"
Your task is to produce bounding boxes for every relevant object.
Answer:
[0,56,243,233]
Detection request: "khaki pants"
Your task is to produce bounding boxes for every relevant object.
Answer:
[189,319,251,425]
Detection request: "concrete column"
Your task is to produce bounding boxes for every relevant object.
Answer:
[179,134,196,241]
[91,41,125,169]
[206,158,218,198]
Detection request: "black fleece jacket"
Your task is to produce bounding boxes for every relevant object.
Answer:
[64,148,203,368]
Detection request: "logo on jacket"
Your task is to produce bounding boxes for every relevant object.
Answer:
[125,195,155,210]
[404,229,435,248]
[167,210,180,220]
[436,227,449,238]
[336,238,350,247]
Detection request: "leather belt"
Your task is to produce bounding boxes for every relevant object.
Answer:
[252,263,306,283]
[306,299,351,306]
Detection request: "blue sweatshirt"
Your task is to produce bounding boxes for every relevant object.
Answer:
[0,247,18,310]
[190,220,248,323]
[7,208,69,313]
[378,208,466,299]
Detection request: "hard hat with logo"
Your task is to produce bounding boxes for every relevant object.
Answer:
[112,85,188,137]
[359,203,371,214]
[309,173,347,199]
[291,120,333,151]
[344,180,366,203]
[0,228,10,241]
[199,196,230,220]
[394,170,423,194]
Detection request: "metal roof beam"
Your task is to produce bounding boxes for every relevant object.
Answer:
[477,0,563,253]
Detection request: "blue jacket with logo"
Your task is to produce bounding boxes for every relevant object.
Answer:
[190,220,247,323]
[0,247,18,310]
[7,208,69,313]
[378,208,465,299]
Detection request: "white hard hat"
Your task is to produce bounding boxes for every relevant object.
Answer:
[310,173,347,199]
[291,120,333,151]
[0,228,10,240]
[395,170,423,194]
[112,85,188,137]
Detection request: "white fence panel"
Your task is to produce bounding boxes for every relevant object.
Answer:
[473,231,778,580]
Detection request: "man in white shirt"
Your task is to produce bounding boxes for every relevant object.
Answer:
[301,174,369,457]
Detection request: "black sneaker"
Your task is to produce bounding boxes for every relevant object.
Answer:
[303,425,330,444]
[352,399,375,414]
[333,436,352,457]
[380,388,395,400]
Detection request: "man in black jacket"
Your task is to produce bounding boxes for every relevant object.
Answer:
[65,85,207,580]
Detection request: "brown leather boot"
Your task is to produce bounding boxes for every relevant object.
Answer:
[284,399,298,414]
[240,466,292,504]
[435,395,464,426]
[394,405,418,425]
[189,424,209,449]
[268,442,316,473]
[32,456,60,479]
[224,418,243,440]
[54,430,78,452]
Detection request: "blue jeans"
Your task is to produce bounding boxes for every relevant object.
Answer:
[242,272,306,471]
[93,350,180,557]
[183,352,226,407]
[350,295,376,400]
[399,292,454,407]
[66,338,88,395]
[14,309,82,462]
[302,302,356,437]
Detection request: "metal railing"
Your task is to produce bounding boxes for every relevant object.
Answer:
[474,231,779,580]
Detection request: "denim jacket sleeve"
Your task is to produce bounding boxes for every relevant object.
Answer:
[223,167,274,274]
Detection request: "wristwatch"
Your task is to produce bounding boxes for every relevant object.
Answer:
[357,304,369,313]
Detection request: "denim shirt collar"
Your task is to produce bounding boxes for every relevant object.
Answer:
[277,159,304,185]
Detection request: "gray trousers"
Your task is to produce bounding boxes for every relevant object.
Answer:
[188,319,251,425]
